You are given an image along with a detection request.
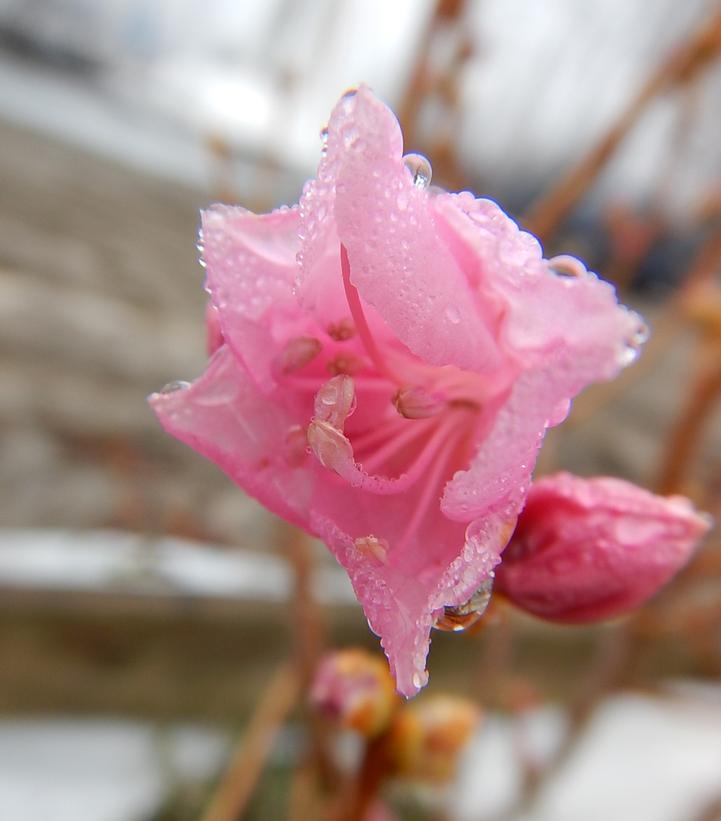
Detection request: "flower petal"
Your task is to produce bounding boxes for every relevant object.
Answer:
[149,345,312,529]
[433,192,645,370]
[300,85,502,374]
[495,472,711,622]
[202,205,305,389]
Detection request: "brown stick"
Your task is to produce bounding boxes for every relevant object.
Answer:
[200,663,299,821]
[656,351,721,495]
[326,733,392,821]
[524,7,721,243]
[278,523,337,808]
[509,626,632,818]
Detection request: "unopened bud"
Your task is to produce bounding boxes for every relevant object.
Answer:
[310,649,398,737]
[388,695,481,783]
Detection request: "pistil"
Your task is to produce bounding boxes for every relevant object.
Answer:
[340,244,404,384]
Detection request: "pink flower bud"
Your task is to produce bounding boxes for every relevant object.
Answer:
[151,85,653,697]
[310,649,397,737]
[495,472,711,623]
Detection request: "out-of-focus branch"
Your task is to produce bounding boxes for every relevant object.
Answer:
[524,6,721,243]
[200,662,299,821]
[656,350,721,495]
[513,626,631,817]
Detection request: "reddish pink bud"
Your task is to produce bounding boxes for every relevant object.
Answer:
[496,472,711,623]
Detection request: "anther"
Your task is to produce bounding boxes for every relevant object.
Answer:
[327,318,356,341]
[354,535,389,564]
[314,375,356,428]
[393,386,445,419]
[276,336,322,374]
[326,353,364,376]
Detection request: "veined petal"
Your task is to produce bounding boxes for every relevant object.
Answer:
[149,345,312,529]
[202,205,306,389]
[434,192,645,370]
[301,85,502,375]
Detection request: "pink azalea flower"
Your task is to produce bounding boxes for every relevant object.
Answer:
[495,472,711,622]
[150,85,648,697]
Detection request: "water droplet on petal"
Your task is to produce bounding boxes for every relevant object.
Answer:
[403,153,432,189]
[434,577,494,633]
[343,127,360,149]
[548,254,587,278]
[412,670,429,690]
[619,312,649,367]
[160,380,191,394]
[445,305,461,324]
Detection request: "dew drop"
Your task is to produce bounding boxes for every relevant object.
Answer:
[619,313,649,367]
[445,305,461,324]
[412,670,429,690]
[343,127,360,149]
[548,254,586,278]
[160,380,190,394]
[403,153,432,189]
[434,577,494,633]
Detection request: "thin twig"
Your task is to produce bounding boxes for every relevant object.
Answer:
[656,349,721,495]
[524,6,721,243]
[200,662,299,821]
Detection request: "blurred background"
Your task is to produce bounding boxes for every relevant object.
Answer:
[1,0,720,819]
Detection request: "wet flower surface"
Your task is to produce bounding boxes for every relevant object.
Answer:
[151,85,650,697]
[495,472,711,622]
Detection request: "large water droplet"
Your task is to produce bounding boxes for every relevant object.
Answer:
[403,153,432,189]
[434,577,494,633]
[412,670,429,690]
[548,254,586,278]
[619,312,649,366]
[160,380,190,394]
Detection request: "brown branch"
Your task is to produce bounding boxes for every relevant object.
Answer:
[656,340,721,495]
[200,662,299,821]
[325,733,392,821]
[524,6,721,243]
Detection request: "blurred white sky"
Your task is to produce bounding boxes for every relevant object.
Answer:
[0,0,719,217]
